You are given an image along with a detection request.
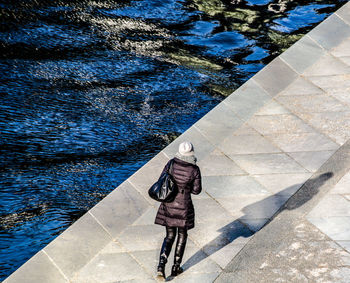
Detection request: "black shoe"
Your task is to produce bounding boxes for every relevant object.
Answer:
[171,264,183,276]
[157,264,166,280]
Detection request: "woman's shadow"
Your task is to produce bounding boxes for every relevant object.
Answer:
[178,172,334,274]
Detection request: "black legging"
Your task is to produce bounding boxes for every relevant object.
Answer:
[160,226,188,265]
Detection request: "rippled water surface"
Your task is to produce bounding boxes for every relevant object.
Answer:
[0,0,346,279]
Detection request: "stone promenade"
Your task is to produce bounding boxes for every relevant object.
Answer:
[4,1,350,282]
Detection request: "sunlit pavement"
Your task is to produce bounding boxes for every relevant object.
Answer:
[5,1,350,282]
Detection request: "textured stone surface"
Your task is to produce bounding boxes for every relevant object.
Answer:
[44,213,112,279]
[198,153,245,176]
[288,150,336,173]
[193,197,233,223]
[252,173,312,196]
[308,14,350,51]
[194,102,243,145]
[265,132,339,153]
[308,74,350,91]
[280,35,326,74]
[331,171,350,194]
[336,1,350,24]
[299,111,350,145]
[4,251,67,283]
[255,100,290,115]
[276,94,349,113]
[218,133,281,155]
[71,251,152,283]
[280,76,324,96]
[231,153,308,174]
[90,181,149,238]
[248,114,314,135]
[304,54,350,76]
[203,175,269,199]
[252,57,298,97]
[116,224,164,252]
[223,79,272,121]
[162,126,215,160]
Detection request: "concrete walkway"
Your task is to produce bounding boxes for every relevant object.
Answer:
[215,139,350,282]
[5,2,350,282]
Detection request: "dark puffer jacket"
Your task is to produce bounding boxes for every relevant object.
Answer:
[154,157,202,230]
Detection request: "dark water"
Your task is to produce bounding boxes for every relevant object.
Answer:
[0,0,346,279]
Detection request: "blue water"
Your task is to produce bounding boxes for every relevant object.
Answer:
[0,0,346,280]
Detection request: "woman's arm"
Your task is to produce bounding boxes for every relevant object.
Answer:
[191,167,202,195]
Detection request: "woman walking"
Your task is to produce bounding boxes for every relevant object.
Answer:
[154,141,202,279]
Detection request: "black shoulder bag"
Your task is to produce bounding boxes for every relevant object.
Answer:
[148,159,178,203]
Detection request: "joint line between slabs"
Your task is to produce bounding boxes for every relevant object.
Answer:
[42,250,70,282]
[88,211,114,239]
[335,12,350,27]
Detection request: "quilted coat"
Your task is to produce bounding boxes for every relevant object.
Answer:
[154,157,202,230]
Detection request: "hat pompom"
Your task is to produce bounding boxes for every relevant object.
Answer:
[178,141,194,156]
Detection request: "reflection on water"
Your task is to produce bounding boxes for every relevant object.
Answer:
[0,0,346,279]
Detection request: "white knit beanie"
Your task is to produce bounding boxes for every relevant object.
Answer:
[178,141,194,156]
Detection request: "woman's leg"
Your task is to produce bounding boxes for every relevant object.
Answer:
[171,227,187,276]
[157,226,176,278]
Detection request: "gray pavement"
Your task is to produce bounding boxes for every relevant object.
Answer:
[4,1,350,282]
[215,139,350,283]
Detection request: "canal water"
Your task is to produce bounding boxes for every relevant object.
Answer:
[0,0,346,279]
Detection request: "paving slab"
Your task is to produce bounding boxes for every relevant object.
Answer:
[308,13,350,51]
[252,57,298,97]
[167,272,220,283]
[218,133,281,155]
[327,88,350,107]
[132,206,159,226]
[265,133,339,152]
[71,251,153,283]
[162,126,215,160]
[276,94,349,113]
[307,217,350,241]
[252,173,312,196]
[340,56,350,66]
[4,251,67,283]
[230,153,309,174]
[216,137,350,283]
[193,198,233,223]
[331,171,350,194]
[90,181,149,238]
[307,74,350,91]
[338,241,350,253]
[299,111,350,145]
[194,102,243,146]
[189,218,252,249]
[308,194,350,218]
[197,151,246,176]
[44,212,112,279]
[280,35,326,74]
[279,76,324,96]
[116,224,165,252]
[331,37,350,57]
[223,79,272,121]
[203,175,269,199]
[336,2,350,25]
[287,150,336,173]
[232,123,259,135]
[248,114,314,135]
[254,100,290,115]
[303,54,350,76]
